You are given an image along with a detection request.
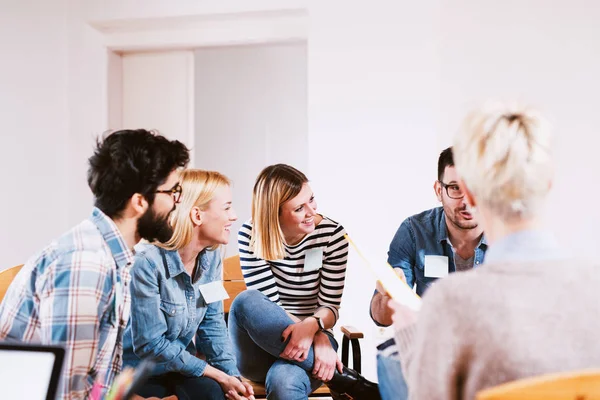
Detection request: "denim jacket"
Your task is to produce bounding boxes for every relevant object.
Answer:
[387,207,487,296]
[123,243,239,377]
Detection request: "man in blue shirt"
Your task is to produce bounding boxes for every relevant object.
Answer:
[371,147,487,399]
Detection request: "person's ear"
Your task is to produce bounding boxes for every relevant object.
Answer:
[130,193,148,218]
[434,180,443,202]
[190,206,203,226]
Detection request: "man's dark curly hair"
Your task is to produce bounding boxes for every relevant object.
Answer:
[87,129,190,218]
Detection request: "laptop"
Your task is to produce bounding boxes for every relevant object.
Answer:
[0,343,65,400]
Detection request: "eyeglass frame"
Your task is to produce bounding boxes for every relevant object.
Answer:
[438,181,465,200]
[155,182,183,203]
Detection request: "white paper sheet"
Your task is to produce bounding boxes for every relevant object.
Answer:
[345,234,421,311]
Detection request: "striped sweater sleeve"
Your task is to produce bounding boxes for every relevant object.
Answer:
[237,223,282,305]
[317,224,348,322]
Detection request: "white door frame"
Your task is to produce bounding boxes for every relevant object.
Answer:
[66,8,307,220]
[92,9,307,161]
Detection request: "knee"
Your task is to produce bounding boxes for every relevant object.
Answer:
[265,365,310,400]
[230,289,266,318]
[237,355,270,384]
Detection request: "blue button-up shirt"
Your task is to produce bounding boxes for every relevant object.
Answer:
[123,243,239,378]
[0,207,133,400]
[387,207,487,296]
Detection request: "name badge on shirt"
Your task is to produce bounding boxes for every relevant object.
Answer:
[304,248,323,272]
[198,281,230,304]
[424,255,449,278]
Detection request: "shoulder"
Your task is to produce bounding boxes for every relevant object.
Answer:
[38,220,119,276]
[315,215,345,236]
[408,207,443,227]
[134,242,162,263]
[393,207,443,239]
[238,220,253,238]
[132,244,164,277]
[311,217,346,256]
[312,215,345,246]
[49,219,112,265]
[32,248,115,293]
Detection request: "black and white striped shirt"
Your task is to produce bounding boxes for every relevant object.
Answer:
[238,216,348,322]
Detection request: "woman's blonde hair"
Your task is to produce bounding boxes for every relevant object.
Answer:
[158,169,231,251]
[250,164,308,260]
[453,102,553,221]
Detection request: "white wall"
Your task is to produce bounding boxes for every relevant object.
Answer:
[194,43,308,256]
[121,51,194,149]
[0,0,69,269]
[437,0,600,254]
[66,6,110,228]
[307,1,443,379]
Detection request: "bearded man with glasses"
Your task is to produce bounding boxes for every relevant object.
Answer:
[370,147,488,400]
[0,129,189,400]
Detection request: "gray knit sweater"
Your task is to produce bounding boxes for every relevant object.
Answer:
[396,259,600,400]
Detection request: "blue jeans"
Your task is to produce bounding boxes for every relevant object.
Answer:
[228,290,338,400]
[377,352,409,400]
[136,372,225,400]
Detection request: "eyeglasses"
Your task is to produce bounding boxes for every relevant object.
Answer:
[155,183,183,203]
[439,181,465,199]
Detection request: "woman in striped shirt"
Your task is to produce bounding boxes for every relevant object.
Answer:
[228,164,380,400]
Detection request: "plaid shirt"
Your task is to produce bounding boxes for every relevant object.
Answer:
[0,207,133,400]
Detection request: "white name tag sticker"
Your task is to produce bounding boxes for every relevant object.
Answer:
[304,248,323,272]
[198,281,230,304]
[424,255,449,278]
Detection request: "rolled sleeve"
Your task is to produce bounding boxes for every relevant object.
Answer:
[387,219,417,289]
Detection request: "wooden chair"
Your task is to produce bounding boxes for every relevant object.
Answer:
[0,264,23,303]
[476,369,600,400]
[223,255,364,399]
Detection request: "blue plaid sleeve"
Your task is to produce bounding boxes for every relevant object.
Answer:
[37,250,115,399]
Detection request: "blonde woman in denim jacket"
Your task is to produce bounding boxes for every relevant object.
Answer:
[123,170,254,400]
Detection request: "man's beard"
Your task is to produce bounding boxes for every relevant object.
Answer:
[137,205,174,243]
[446,204,479,230]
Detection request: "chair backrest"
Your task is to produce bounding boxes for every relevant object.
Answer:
[223,255,247,313]
[0,265,24,303]
[476,369,600,400]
